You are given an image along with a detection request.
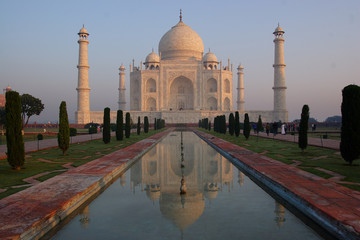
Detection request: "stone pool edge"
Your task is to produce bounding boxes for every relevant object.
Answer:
[0,128,172,240]
[193,129,360,240]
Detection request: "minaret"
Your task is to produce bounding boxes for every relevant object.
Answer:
[273,24,288,122]
[75,25,90,124]
[237,64,245,112]
[118,64,126,110]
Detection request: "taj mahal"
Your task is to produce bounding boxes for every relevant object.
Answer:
[75,11,288,124]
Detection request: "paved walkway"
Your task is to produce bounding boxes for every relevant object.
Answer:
[249,131,340,150]
[0,133,105,159]
[194,129,359,240]
[0,129,171,240]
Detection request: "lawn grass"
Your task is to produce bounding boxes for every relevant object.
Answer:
[0,129,164,199]
[197,128,360,191]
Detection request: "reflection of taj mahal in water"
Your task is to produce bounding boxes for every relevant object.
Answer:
[130,132,233,231]
[75,11,288,124]
[76,132,287,233]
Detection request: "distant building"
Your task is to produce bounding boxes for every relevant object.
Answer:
[0,86,12,107]
[75,12,288,124]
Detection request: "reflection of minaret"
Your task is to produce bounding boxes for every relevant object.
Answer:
[238,171,244,186]
[120,172,126,187]
[180,131,187,194]
[79,206,90,228]
[274,201,286,227]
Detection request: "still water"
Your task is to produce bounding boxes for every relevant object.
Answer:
[51,132,323,239]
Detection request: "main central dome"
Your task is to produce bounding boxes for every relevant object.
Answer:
[158,20,204,61]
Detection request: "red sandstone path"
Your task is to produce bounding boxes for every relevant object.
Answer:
[0,129,358,240]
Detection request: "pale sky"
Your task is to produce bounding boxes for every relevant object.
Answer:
[1,0,359,123]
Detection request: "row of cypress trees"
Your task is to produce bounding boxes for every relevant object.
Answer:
[104,109,153,144]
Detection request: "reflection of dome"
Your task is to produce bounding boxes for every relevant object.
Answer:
[203,51,218,63]
[159,20,204,61]
[145,50,160,63]
[160,192,205,231]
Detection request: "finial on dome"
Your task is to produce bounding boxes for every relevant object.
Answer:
[208,48,211,52]
[152,48,154,52]
[180,9,182,22]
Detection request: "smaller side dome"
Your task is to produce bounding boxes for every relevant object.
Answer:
[145,51,160,63]
[119,64,125,71]
[203,50,218,63]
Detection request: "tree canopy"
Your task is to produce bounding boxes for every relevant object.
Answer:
[21,93,44,127]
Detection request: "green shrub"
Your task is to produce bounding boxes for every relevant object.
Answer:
[340,84,360,165]
[229,113,235,136]
[244,113,250,140]
[37,133,43,140]
[144,116,149,133]
[70,128,77,137]
[299,105,309,151]
[89,127,97,134]
[5,91,25,169]
[125,112,131,138]
[137,116,141,135]
[58,101,70,155]
[103,107,111,144]
[116,110,123,140]
[235,111,240,137]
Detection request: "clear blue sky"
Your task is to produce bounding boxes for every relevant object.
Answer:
[1,0,359,123]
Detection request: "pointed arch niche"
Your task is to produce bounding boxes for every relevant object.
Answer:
[146,78,156,93]
[146,97,156,111]
[207,78,217,93]
[169,76,194,110]
[207,97,217,110]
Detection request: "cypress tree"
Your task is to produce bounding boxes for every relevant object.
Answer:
[235,111,240,137]
[243,113,250,140]
[299,105,309,151]
[257,115,263,133]
[208,121,211,131]
[340,85,360,165]
[144,116,149,133]
[229,113,235,136]
[5,91,25,170]
[221,115,226,134]
[103,107,111,144]
[125,112,131,138]
[58,101,70,155]
[198,120,201,128]
[137,116,141,135]
[154,118,157,130]
[116,110,123,140]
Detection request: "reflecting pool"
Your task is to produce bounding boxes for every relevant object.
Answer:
[50,132,323,239]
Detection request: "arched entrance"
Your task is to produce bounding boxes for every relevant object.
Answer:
[207,97,217,110]
[170,76,194,110]
[146,97,156,111]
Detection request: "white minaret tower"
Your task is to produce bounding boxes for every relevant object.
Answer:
[75,25,90,124]
[237,64,245,112]
[272,24,288,122]
[118,64,126,110]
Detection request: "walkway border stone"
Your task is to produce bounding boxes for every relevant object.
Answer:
[0,129,171,240]
[193,129,360,240]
